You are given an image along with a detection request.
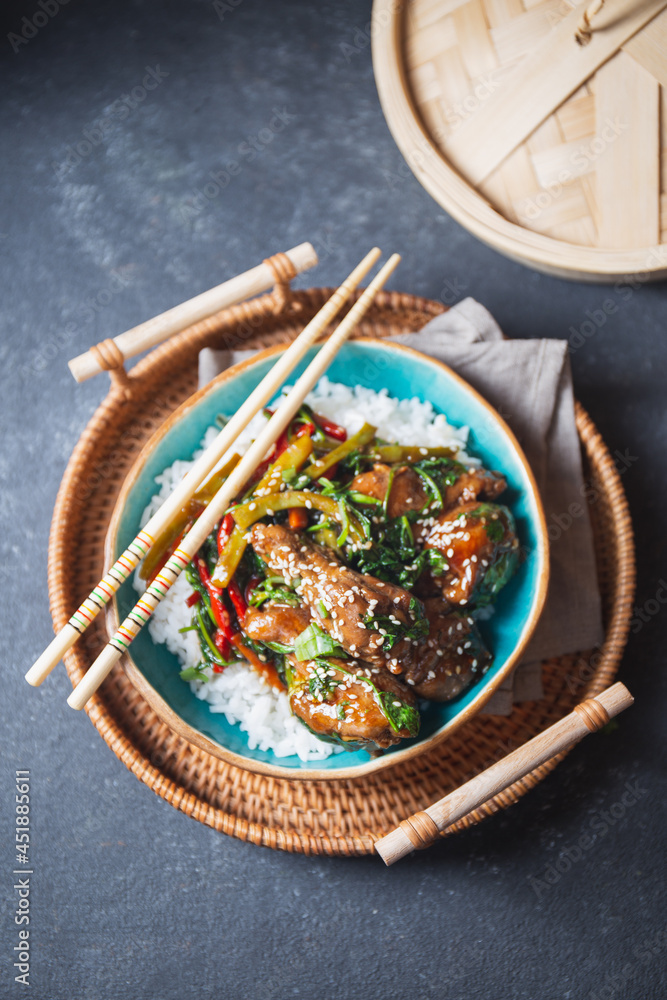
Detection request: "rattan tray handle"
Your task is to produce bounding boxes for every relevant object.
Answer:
[375,682,634,865]
[68,242,318,382]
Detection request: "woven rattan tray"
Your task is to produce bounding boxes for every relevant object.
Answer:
[49,285,635,855]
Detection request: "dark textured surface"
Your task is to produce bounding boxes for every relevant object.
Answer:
[1,1,666,998]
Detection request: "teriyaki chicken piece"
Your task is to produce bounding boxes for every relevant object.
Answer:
[419,501,519,606]
[243,600,419,750]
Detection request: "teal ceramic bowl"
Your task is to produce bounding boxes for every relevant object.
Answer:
[106,339,549,779]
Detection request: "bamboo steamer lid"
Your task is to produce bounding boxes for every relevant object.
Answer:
[372,0,667,281]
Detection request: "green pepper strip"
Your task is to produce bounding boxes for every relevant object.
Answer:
[212,489,366,585]
[304,423,376,480]
[245,433,313,499]
[233,490,365,540]
[371,444,457,463]
[210,436,315,588]
[140,453,241,581]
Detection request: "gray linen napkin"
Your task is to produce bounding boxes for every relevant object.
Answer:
[198,298,604,716]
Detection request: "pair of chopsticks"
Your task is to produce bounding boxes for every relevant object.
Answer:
[27,246,400,710]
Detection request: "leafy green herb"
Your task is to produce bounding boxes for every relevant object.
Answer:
[415,456,466,485]
[179,666,210,683]
[336,700,351,721]
[195,605,227,667]
[378,690,420,737]
[263,640,295,656]
[362,597,428,650]
[412,462,442,512]
[307,661,343,699]
[337,448,372,478]
[474,548,518,606]
[350,516,448,590]
[293,623,346,662]
[423,547,448,578]
[485,519,505,544]
[248,574,300,608]
[249,585,300,608]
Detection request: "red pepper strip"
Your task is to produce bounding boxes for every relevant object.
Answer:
[232,635,283,690]
[227,578,247,623]
[312,412,347,442]
[294,421,315,440]
[288,507,309,530]
[274,428,290,456]
[213,629,231,663]
[185,591,201,608]
[217,512,235,555]
[196,557,235,640]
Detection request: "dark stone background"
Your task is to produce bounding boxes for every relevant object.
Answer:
[1,1,665,997]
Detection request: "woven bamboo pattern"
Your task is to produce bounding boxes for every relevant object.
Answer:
[405,0,665,247]
[373,0,667,278]
[48,287,635,856]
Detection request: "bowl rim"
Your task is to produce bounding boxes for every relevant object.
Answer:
[105,338,549,781]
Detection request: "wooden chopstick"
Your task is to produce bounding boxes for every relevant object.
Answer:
[66,253,401,711]
[375,681,634,866]
[68,242,318,382]
[26,248,382,689]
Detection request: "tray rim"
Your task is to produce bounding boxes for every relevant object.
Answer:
[46,286,635,854]
[104,337,549,781]
[371,0,667,283]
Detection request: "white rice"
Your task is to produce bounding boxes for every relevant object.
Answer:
[134,377,473,761]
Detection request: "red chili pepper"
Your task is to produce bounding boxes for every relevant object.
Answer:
[312,412,347,441]
[216,512,235,555]
[196,557,235,640]
[227,577,247,623]
[295,421,315,439]
[213,629,231,662]
[185,591,201,608]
